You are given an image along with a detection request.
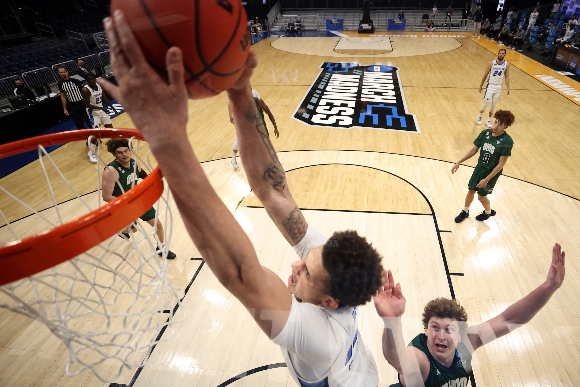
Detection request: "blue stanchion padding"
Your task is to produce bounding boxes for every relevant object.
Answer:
[387,19,406,30]
[326,18,344,31]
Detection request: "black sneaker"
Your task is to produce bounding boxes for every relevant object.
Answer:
[118,231,130,240]
[157,246,177,260]
[475,209,496,221]
[454,210,469,223]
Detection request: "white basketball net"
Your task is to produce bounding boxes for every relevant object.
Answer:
[0,136,183,382]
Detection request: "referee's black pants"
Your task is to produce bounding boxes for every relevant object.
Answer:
[67,100,92,129]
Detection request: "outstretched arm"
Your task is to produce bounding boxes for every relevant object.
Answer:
[98,11,292,339]
[227,52,307,246]
[467,243,566,351]
[374,270,429,385]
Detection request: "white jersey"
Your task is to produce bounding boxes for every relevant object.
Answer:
[487,60,508,88]
[84,83,112,127]
[272,227,379,387]
[84,83,103,108]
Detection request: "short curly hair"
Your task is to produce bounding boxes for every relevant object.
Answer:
[493,110,515,128]
[321,230,384,307]
[105,138,130,155]
[422,298,468,333]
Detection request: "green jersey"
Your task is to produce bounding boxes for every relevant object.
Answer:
[389,333,473,387]
[473,129,513,171]
[108,159,139,197]
[254,94,269,136]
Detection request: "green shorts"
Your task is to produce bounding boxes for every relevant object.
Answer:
[140,207,156,221]
[468,165,502,196]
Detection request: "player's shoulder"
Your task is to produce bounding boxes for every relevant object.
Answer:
[503,131,514,143]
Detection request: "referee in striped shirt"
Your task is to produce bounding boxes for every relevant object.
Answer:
[58,67,97,162]
[58,67,92,130]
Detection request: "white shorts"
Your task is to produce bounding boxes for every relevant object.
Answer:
[482,86,501,110]
[90,108,112,127]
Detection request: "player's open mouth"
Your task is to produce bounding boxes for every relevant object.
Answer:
[435,343,447,351]
[288,274,296,286]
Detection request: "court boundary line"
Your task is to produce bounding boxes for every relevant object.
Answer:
[203,149,579,202]
[275,162,456,299]
[120,258,205,387]
[231,161,475,385]
[215,363,287,387]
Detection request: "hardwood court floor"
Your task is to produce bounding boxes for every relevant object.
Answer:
[1,34,579,386]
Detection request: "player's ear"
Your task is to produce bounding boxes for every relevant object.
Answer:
[320,296,339,309]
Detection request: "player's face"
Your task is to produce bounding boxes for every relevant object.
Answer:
[425,317,462,365]
[87,76,97,86]
[288,246,330,305]
[492,119,507,135]
[497,50,506,60]
[114,147,131,164]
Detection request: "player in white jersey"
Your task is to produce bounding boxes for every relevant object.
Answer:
[82,73,118,129]
[227,57,380,387]
[83,74,118,162]
[100,13,384,387]
[476,48,510,127]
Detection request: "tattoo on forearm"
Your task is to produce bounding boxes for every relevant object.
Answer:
[262,165,286,189]
[282,207,307,244]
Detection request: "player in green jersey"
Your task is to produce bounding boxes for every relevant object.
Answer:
[228,89,279,170]
[102,138,176,259]
[374,242,565,387]
[452,110,515,223]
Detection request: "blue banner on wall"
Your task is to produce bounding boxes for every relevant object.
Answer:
[326,18,344,30]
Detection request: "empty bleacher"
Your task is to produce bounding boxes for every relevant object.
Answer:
[270,8,474,32]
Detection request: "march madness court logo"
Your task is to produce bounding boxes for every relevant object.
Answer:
[294,63,419,132]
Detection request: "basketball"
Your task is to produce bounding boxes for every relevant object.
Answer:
[110,0,251,99]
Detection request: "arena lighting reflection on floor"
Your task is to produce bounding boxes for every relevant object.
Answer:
[169,354,201,374]
[202,288,230,309]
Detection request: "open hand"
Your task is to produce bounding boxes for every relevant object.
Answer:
[373,270,406,318]
[547,243,565,289]
[98,10,189,148]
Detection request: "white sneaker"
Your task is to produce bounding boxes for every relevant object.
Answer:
[485,119,492,127]
[88,151,97,163]
[231,158,239,170]
[476,116,483,125]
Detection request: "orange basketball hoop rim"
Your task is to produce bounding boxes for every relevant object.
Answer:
[0,128,164,286]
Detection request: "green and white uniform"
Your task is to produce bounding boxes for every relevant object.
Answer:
[252,89,269,136]
[108,158,156,221]
[389,333,472,387]
[468,129,513,196]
